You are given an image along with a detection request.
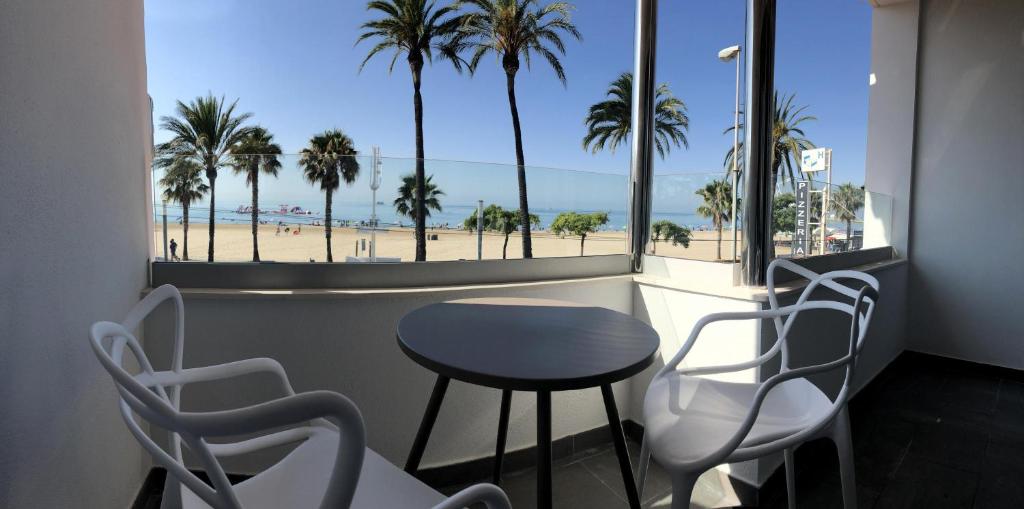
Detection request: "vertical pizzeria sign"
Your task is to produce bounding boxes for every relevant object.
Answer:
[794,181,809,257]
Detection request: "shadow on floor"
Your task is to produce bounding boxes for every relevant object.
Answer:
[439,352,1024,508]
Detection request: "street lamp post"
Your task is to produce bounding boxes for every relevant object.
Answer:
[369,146,382,262]
[719,44,742,263]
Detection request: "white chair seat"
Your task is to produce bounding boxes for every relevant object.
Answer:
[180,428,445,509]
[643,374,833,466]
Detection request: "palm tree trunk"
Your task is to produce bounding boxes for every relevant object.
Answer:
[505,71,533,259]
[325,189,333,263]
[768,163,782,260]
[846,220,853,252]
[580,234,586,257]
[411,64,427,262]
[251,170,260,262]
[652,240,657,255]
[207,169,216,262]
[716,225,723,260]
[182,200,190,261]
[503,233,509,260]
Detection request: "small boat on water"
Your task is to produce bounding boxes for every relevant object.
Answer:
[253,204,313,216]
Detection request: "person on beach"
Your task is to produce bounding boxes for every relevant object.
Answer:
[169,238,179,261]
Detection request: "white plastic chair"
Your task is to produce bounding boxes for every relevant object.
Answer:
[89,284,511,509]
[637,258,880,509]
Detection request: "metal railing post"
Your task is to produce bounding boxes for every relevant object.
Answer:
[627,0,658,273]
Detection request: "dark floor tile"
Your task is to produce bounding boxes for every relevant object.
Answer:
[906,419,990,473]
[760,480,878,509]
[991,380,1024,441]
[877,456,979,509]
[580,443,671,505]
[852,418,915,489]
[641,469,745,509]
[428,353,1021,509]
[941,374,1000,415]
[497,461,626,509]
[973,435,1024,509]
[865,372,948,425]
[974,468,1024,509]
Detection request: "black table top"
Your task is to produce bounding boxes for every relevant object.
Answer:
[397,298,660,391]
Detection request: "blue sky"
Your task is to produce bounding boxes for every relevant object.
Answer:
[145,0,871,213]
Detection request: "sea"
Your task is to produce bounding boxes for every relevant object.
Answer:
[155,202,723,232]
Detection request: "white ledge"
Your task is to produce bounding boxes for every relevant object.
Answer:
[635,258,906,302]
[145,274,634,300]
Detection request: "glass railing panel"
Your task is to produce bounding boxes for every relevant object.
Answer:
[152,155,627,263]
[772,179,891,259]
[648,171,741,263]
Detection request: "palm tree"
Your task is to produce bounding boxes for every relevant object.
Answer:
[358,0,466,262]
[394,174,444,226]
[463,204,540,259]
[298,130,360,262]
[230,127,282,262]
[650,220,691,254]
[723,92,815,191]
[696,179,734,261]
[158,159,208,261]
[830,183,865,251]
[157,94,255,261]
[457,0,581,259]
[583,72,689,158]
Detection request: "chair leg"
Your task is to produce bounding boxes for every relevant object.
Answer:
[670,472,698,509]
[637,433,651,500]
[831,407,858,509]
[784,447,797,509]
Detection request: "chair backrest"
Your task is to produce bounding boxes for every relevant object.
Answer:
[766,258,880,374]
[89,285,244,508]
[717,259,880,462]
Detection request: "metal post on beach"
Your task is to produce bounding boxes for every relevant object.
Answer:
[476,200,484,261]
[161,200,168,261]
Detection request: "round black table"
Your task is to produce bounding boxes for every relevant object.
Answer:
[397,298,660,509]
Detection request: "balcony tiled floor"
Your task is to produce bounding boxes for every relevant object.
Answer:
[439,352,1024,508]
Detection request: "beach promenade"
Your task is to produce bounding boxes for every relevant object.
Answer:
[155,224,741,263]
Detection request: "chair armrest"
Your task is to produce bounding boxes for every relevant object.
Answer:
[656,306,802,378]
[136,357,295,396]
[175,391,367,509]
[432,483,511,509]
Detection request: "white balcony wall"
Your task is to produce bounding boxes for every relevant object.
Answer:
[908,0,1024,368]
[0,0,152,507]
[864,0,921,255]
[142,276,634,474]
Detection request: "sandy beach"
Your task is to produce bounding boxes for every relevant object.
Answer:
[155,223,743,263]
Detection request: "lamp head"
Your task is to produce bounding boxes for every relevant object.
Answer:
[718,45,741,62]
